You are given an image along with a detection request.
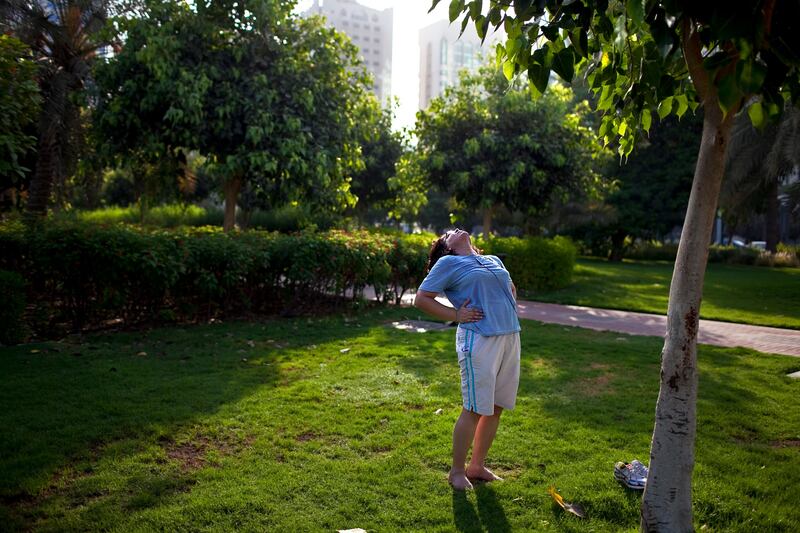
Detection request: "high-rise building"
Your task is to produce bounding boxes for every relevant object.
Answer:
[418,19,502,109]
[305,0,393,103]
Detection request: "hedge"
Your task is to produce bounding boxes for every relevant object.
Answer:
[624,241,798,267]
[0,269,26,345]
[0,221,576,338]
[475,235,577,291]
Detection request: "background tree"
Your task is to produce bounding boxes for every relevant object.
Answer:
[0,0,122,219]
[0,35,41,211]
[415,64,602,235]
[603,113,703,260]
[94,0,370,231]
[721,105,800,251]
[348,99,407,225]
[442,0,800,530]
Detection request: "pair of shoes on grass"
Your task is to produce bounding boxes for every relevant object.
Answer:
[614,460,648,490]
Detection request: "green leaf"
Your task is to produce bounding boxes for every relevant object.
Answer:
[468,0,482,19]
[528,62,550,94]
[459,14,470,37]
[503,60,516,80]
[449,0,465,23]
[551,48,575,82]
[626,0,645,27]
[657,96,673,119]
[571,28,588,58]
[675,94,688,118]
[747,101,766,130]
[429,0,444,14]
[736,59,767,94]
[542,25,560,41]
[641,109,652,132]
[717,74,742,115]
[514,0,532,16]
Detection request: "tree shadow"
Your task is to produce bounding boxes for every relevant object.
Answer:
[0,315,380,502]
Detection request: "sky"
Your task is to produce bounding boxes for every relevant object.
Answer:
[294,1,456,131]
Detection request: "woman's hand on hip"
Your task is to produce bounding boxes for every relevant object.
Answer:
[456,298,484,323]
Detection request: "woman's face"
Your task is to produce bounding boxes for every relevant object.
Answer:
[444,228,470,251]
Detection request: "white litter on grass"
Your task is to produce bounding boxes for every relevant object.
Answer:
[434,408,443,415]
[340,348,351,353]
[788,371,800,379]
[338,529,367,533]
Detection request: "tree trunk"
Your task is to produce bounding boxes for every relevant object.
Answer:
[223,176,242,232]
[641,20,739,532]
[765,180,779,252]
[608,228,627,262]
[24,132,58,220]
[25,75,68,221]
[482,205,494,237]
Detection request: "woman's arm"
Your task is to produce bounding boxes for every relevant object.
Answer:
[414,290,484,323]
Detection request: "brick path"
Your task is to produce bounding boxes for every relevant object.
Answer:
[516,301,800,357]
[372,288,799,356]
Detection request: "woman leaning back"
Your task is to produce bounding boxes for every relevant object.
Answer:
[414,228,521,490]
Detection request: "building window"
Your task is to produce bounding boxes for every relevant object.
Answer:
[440,38,448,65]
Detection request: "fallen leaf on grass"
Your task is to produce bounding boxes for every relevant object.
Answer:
[548,485,586,519]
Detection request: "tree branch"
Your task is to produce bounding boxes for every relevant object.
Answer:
[681,17,710,103]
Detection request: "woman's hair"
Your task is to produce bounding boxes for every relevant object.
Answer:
[426,235,454,272]
[426,230,483,272]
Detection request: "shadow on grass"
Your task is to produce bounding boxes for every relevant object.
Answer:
[452,484,511,533]
[0,315,381,502]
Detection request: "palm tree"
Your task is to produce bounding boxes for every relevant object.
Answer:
[722,105,800,251]
[0,0,115,219]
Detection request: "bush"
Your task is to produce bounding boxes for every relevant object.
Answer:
[0,269,26,345]
[0,221,402,331]
[476,235,577,291]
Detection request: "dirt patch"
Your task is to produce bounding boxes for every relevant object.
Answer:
[589,362,611,371]
[770,439,800,448]
[163,433,255,472]
[573,374,614,397]
[295,431,319,442]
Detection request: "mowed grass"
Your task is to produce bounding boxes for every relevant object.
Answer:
[525,257,800,329]
[1,307,799,532]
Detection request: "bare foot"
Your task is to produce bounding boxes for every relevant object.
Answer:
[465,465,503,482]
[448,469,474,491]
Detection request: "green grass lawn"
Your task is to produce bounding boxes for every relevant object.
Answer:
[2,307,798,532]
[524,257,800,329]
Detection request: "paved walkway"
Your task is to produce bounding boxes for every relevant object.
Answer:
[386,290,800,357]
[514,301,800,357]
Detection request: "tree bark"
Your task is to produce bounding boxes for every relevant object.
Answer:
[482,204,494,237]
[608,228,627,262]
[223,176,242,232]
[24,74,68,221]
[641,20,738,533]
[765,180,779,252]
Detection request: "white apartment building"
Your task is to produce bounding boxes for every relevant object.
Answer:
[419,19,503,109]
[305,0,393,103]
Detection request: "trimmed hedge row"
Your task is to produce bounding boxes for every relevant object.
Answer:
[0,221,576,341]
[476,235,577,291]
[625,241,799,267]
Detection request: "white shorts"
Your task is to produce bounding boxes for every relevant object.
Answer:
[455,326,521,416]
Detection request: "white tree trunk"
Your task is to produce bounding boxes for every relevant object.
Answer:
[640,101,734,532]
